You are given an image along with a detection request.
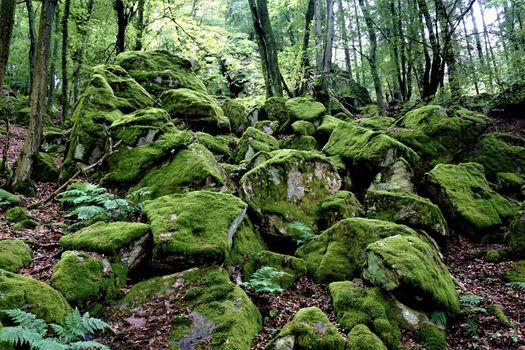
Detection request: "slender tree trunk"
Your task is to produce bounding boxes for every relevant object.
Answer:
[248,0,283,97]
[115,0,127,54]
[13,0,59,193]
[72,0,95,105]
[461,9,479,94]
[358,0,385,115]
[320,0,335,111]
[297,0,315,96]
[26,0,37,94]
[47,12,60,115]
[435,0,460,96]
[135,0,146,50]
[61,0,71,118]
[336,0,352,77]
[470,6,485,65]
[353,0,365,84]
[480,0,500,88]
[314,0,323,72]
[190,0,199,18]
[0,0,17,92]
[417,0,441,98]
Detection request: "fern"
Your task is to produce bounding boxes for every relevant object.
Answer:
[285,222,316,245]
[430,311,448,326]
[507,282,525,291]
[460,294,483,306]
[0,308,111,350]
[241,266,293,294]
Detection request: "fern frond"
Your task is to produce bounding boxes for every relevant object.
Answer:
[69,340,110,350]
[507,282,525,291]
[2,309,47,336]
[241,266,293,294]
[67,205,108,221]
[0,327,44,347]
[32,338,68,350]
[430,311,448,326]
[460,294,483,306]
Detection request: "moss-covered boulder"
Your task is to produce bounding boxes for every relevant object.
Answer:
[50,251,127,305]
[388,105,491,167]
[297,218,416,283]
[317,115,346,137]
[0,269,71,324]
[160,88,230,133]
[509,201,525,256]
[195,132,235,157]
[0,240,32,272]
[285,97,327,122]
[352,116,395,131]
[116,267,261,349]
[368,158,414,193]
[235,126,279,162]
[240,150,341,238]
[64,65,154,172]
[242,251,307,289]
[319,191,362,229]
[108,107,174,147]
[425,163,515,236]
[131,143,226,199]
[329,281,400,348]
[221,98,248,135]
[280,135,319,151]
[262,96,288,123]
[59,221,150,268]
[323,122,420,183]
[363,234,460,314]
[365,190,449,238]
[502,260,525,282]
[0,189,21,209]
[346,324,387,350]
[292,120,316,136]
[4,207,37,231]
[32,152,59,182]
[143,191,247,270]
[114,50,207,96]
[267,307,346,350]
[226,217,267,266]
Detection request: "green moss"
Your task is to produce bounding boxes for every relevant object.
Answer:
[240,149,341,237]
[104,130,192,186]
[317,115,346,135]
[132,143,226,199]
[425,163,515,236]
[487,304,510,326]
[352,116,395,131]
[50,251,127,305]
[503,260,525,282]
[292,120,316,136]
[242,251,307,289]
[280,135,319,151]
[363,234,460,314]
[415,325,446,350]
[297,218,416,283]
[221,98,248,134]
[109,107,173,146]
[365,190,449,238]
[160,88,230,133]
[346,324,387,350]
[195,132,235,157]
[121,267,261,349]
[320,191,363,228]
[0,189,21,209]
[235,126,279,162]
[59,221,150,255]
[0,269,71,324]
[267,307,345,350]
[285,97,327,122]
[485,250,505,263]
[143,191,247,270]
[329,281,400,348]
[226,218,267,266]
[5,207,32,223]
[32,152,59,182]
[509,201,525,256]
[262,96,288,123]
[323,122,420,175]
[0,240,32,272]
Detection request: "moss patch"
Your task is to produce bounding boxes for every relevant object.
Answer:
[242,251,307,289]
[195,132,235,157]
[0,240,32,272]
[221,98,248,134]
[509,201,525,256]
[235,126,279,162]
[292,120,316,136]
[363,234,460,314]
[415,324,446,350]
[226,218,267,266]
[503,260,525,283]
[319,191,362,229]
[346,324,388,350]
[32,152,59,182]
[143,191,247,270]
[0,189,21,209]
[285,97,327,122]
[296,218,416,283]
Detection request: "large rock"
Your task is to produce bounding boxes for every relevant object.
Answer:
[0,269,71,324]
[114,267,261,349]
[113,50,207,96]
[235,126,279,162]
[365,190,449,238]
[329,281,400,348]
[388,105,491,167]
[143,191,247,270]
[0,240,32,272]
[285,97,327,122]
[0,189,21,209]
[32,152,59,182]
[221,98,249,135]
[425,163,515,236]
[509,201,525,256]
[363,234,460,314]
[160,88,230,133]
[266,307,345,350]
[346,324,387,350]
[64,65,154,172]
[50,251,127,305]
[131,143,226,199]
[240,150,341,238]
[319,191,362,229]
[368,158,414,193]
[296,218,416,283]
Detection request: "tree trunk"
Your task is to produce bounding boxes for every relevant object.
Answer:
[13,0,59,193]
[417,0,441,98]
[358,0,385,115]
[336,0,352,76]
[135,0,146,50]
[61,0,71,118]
[72,0,95,105]
[320,0,335,111]
[480,0,500,88]
[435,0,460,96]
[461,7,479,94]
[353,0,365,84]
[0,0,17,92]
[26,0,37,94]
[297,0,315,96]
[47,12,60,115]
[314,0,323,72]
[115,0,127,54]
[248,0,283,98]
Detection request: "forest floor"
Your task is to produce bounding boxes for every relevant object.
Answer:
[0,120,524,349]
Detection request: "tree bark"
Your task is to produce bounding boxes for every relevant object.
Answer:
[358,0,385,115]
[353,0,365,84]
[0,0,17,92]
[461,6,479,94]
[115,0,127,54]
[416,0,441,98]
[72,0,95,105]
[336,0,352,77]
[26,0,37,94]
[47,12,60,114]
[61,0,71,118]
[134,0,146,50]
[297,0,315,96]
[314,0,323,72]
[320,0,335,111]
[13,0,59,193]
